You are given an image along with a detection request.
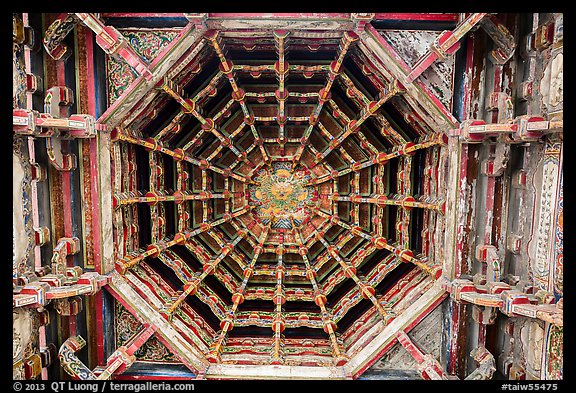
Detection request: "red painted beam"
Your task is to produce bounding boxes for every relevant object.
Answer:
[352,290,447,379]
[55,52,80,339]
[104,284,204,375]
[80,25,107,366]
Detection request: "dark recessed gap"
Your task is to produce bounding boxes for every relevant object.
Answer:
[343,56,379,98]
[362,122,393,150]
[258,125,280,139]
[387,205,398,244]
[237,238,255,261]
[329,83,359,119]
[141,99,182,139]
[357,248,390,276]
[342,137,369,163]
[202,273,232,306]
[337,298,373,332]
[145,257,182,291]
[258,253,277,264]
[194,133,218,159]
[325,225,343,243]
[340,236,365,258]
[203,83,234,120]
[388,157,398,193]
[285,72,326,84]
[307,241,324,261]
[184,295,221,332]
[217,260,244,284]
[218,221,237,240]
[214,199,226,217]
[359,166,372,196]
[134,144,150,191]
[170,244,203,271]
[319,111,344,138]
[283,327,326,340]
[183,55,220,97]
[286,125,306,139]
[212,171,225,192]
[134,144,151,247]
[412,148,424,196]
[136,204,151,248]
[374,261,415,295]
[237,129,256,151]
[190,164,203,191]
[309,127,328,152]
[381,103,419,141]
[326,277,356,308]
[189,200,202,228]
[287,50,337,62]
[284,254,303,263]
[325,150,348,171]
[411,207,424,255]
[313,259,338,283]
[338,172,351,194]
[238,300,275,313]
[283,278,311,287]
[195,233,218,254]
[164,202,176,239]
[227,50,277,62]
[283,300,320,313]
[166,116,199,149]
[227,326,274,338]
[162,154,175,192]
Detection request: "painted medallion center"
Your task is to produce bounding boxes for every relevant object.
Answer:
[249,163,314,229]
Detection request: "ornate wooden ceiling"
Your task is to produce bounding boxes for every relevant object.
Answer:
[103,13,450,374]
[13,12,564,382]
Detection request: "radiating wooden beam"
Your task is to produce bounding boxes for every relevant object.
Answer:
[116,207,252,274]
[307,220,393,324]
[205,30,269,163]
[292,31,359,168]
[163,230,247,317]
[307,134,446,186]
[313,79,402,164]
[113,190,240,208]
[310,207,441,279]
[110,127,253,184]
[159,77,256,167]
[274,30,290,156]
[270,233,286,364]
[206,225,271,363]
[319,193,443,212]
[294,225,347,366]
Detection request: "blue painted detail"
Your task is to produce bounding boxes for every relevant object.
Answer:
[122,362,196,378]
[92,33,108,118]
[102,290,116,359]
[451,35,468,122]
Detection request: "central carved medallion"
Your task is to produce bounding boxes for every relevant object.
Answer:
[249,162,314,229]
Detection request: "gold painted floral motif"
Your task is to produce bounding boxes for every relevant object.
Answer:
[249,163,313,229]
